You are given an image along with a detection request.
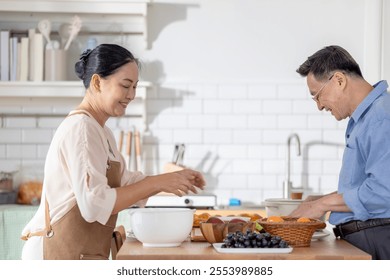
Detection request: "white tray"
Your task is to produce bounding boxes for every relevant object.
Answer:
[213,243,293,254]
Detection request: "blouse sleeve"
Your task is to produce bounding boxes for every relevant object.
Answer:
[59,119,117,225]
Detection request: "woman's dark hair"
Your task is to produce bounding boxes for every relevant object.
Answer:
[75,44,138,89]
[296,45,363,81]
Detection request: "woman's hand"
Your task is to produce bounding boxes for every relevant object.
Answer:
[113,168,206,214]
[151,168,206,196]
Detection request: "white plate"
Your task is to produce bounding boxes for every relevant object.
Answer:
[213,243,293,254]
[312,229,331,240]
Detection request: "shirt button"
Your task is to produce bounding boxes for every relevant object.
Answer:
[346,144,349,148]
[347,134,350,138]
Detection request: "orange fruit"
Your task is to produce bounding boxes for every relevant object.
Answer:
[297,217,311,223]
[267,216,284,222]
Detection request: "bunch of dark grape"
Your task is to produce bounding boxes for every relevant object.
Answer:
[221,229,289,249]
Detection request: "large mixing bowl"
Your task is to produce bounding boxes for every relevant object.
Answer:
[129,208,195,247]
[264,198,303,217]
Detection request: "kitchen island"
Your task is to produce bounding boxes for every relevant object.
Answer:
[116,234,371,260]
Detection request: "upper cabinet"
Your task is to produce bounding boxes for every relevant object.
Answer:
[0,0,151,129]
[0,0,150,87]
[0,0,150,49]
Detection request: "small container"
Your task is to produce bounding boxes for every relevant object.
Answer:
[0,171,16,192]
[44,49,67,81]
[290,192,303,200]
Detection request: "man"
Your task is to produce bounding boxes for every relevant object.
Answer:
[292,45,390,259]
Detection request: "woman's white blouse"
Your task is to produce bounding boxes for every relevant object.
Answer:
[21,111,145,259]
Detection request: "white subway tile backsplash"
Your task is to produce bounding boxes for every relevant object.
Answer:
[5,117,36,128]
[218,115,247,129]
[0,80,347,206]
[232,129,262,144]
[173,129,202,144]
[233,100,262,114]
[172,99,202,114]
[6,144,37,159]
[292,100,319,114]
[187,84,218,99]
[218,85,247,99]
[146,99,173,114]
[203,129,232,144]
[262,100,292,114]
[203,99,232,114]
[189,114,218,128]
[157,114,188,128]
[277,115,307,129]
[248,84,277,99]
[232,159,262,174]
[247,144,278,159]
[22,129,53,144]
[0,145,5,157]
[0,129,21,143]
[38,117,64,128]
[217,145,247,159]
[247,115,277,129]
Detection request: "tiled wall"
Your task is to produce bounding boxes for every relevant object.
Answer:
[0,79,348,207]
[142,80,347,206]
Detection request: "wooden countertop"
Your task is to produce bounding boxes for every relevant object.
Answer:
[117,234,371,260]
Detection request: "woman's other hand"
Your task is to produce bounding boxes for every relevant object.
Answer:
[151,168,206,196]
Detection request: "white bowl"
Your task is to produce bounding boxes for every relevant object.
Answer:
[129,208,195,247]
[264,198,303,217]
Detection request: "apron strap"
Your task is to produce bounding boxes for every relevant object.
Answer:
[21,198,53,240]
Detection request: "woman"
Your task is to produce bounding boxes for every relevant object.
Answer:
[21,44,205,260]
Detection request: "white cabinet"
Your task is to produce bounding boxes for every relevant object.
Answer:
[0,0,151,130]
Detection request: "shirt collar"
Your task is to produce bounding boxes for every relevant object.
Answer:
[350,80,389,122]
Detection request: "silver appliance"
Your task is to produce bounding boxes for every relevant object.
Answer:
[145,193,217,209]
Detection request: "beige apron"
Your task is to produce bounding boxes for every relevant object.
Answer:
[22,110,122,260]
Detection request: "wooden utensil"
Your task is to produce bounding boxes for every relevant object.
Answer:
[37,19,53,49]
[134,129,142,171]
[126,131,133,171]
[118,130,124,152]
[64,15,82,50]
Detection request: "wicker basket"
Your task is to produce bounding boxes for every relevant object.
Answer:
[257,217,326,247]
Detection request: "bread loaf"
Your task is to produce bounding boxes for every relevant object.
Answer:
[17,181,43,205]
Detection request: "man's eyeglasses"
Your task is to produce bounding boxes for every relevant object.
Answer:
[312,74,334,103]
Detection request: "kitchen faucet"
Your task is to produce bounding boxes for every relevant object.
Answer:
[283,133,301,199]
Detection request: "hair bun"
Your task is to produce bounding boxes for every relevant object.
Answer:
[80,49,93,63]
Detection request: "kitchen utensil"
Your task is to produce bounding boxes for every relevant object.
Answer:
[58,23,71,49]
[37,19,53,49]
[64,15,82,51]
[118,130,124,152]
[176,144,185,166]
[172,144,180,163]
[134,129,142,171]
[129,208,195,247]
[126,131,133,171]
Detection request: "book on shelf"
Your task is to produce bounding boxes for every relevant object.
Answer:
[0,30,10,81]
[28,28,35,81]
[19,37,29,81]
[9,36,18,81]
[33,32,44,82]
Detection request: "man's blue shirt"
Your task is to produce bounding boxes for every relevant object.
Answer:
[329,80,390,225]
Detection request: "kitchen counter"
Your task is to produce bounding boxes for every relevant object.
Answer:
[116,234,371,260]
